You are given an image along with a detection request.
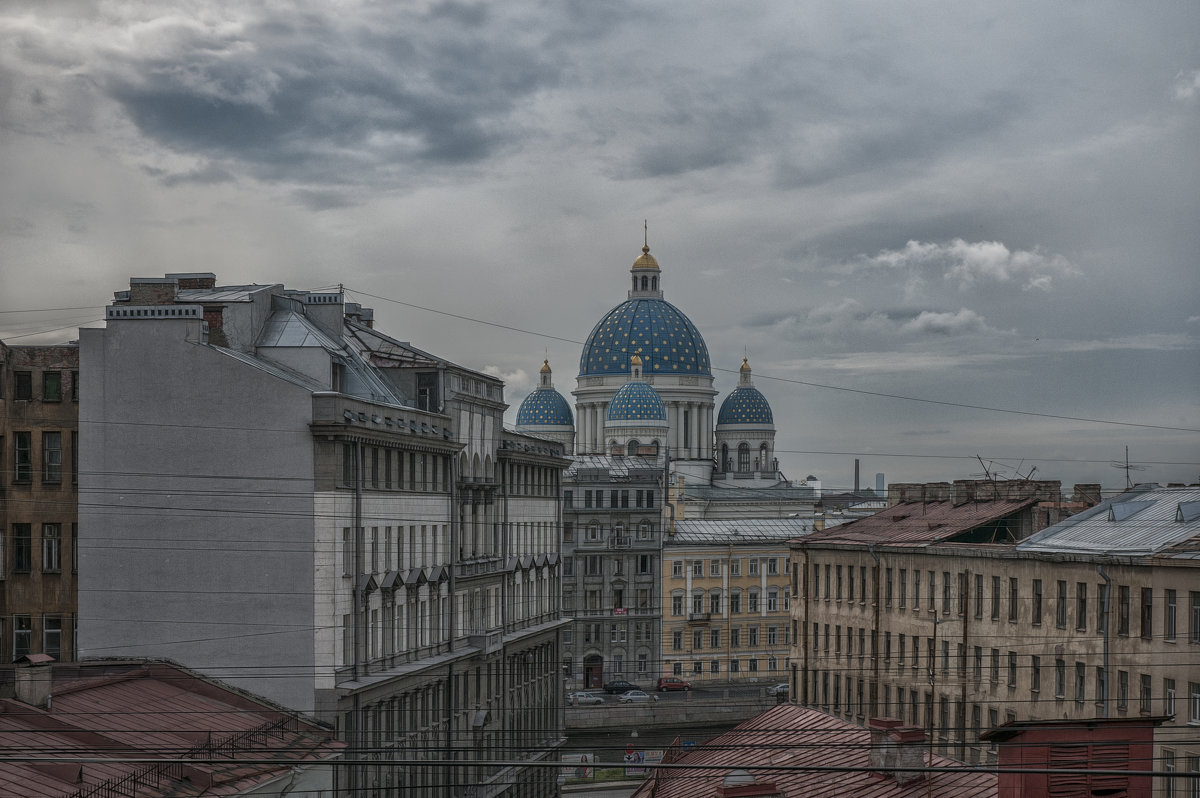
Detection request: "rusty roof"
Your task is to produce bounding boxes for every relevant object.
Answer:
[800,497,1039,548]
[0,661,342,798]
[633,703,996,798]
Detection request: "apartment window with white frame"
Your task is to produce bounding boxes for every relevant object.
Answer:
[692,560,703,577]
[710,559,721,577]
[672,560,683,578]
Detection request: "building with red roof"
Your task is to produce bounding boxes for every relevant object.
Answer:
[0,657,342,797]
[632,703,996,797]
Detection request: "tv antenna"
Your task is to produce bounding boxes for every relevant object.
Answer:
[1109,446,1146,490]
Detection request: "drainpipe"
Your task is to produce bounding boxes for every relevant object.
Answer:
[1097,565,1111,718]
[351,440,363,797]
[868,544,880,719]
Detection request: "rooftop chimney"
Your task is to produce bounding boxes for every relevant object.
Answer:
[868,717,926,786]
[128,277,179,305]
[14,654,55,708]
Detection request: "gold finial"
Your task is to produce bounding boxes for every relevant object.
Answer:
[741,356,751,371]
[540,359,552,374]
[631,349,644,367]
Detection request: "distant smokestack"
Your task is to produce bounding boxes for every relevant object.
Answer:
[876,473,885,494]
[854,459,860,493]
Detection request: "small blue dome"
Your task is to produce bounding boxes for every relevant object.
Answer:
[606,381,666,422]
[717,386,774,425]
[516,388,573,426]
[579,298,711,377]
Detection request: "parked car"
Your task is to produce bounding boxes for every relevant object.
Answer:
[567,691,605,705]
[656,677,692,692]
[617,689,652,704]
[766,682,789,696]
[603,679,640,694]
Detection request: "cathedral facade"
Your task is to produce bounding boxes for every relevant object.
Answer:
[517,242,818,689]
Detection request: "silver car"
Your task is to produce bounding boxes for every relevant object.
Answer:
[568,691,605,706]
[617,689,652,704]
[766,683,789,696]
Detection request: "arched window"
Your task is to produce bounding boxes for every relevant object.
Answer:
[651,276,658,290]
[738,443,750,472]
[721,443,729,472]
[641,276,649,290]
[691,590,704,615]
[627,439,640,455]
[632,276,638,292]
[709,590,722,615]
[760,443,769,471]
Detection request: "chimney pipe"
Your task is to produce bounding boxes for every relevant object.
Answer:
[14,654,55,708]
[854,459,860,493]
[868,717,926,786]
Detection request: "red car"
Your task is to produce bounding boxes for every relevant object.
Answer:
[656,677,691,692]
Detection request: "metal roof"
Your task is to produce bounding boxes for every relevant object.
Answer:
[177,284,275,303]
[0,661,342,798]
[565,453,666,479]
[680,484,818,502]
[1017,485,1200,557]
[632,703,996,798]
[804,496,1040,547]
[669,518,816,544]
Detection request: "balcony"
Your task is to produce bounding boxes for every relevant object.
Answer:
[468,630,503,656]
[687,612,711,623]
[607,536,632,550]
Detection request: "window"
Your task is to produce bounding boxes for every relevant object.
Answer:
[42,524,61,572]
[693,629,703,649]
[562,557,574,577]
[1055,658,1065,698]
[1163,749,1175,798]
[610,490,618,508]
[1075,662,1086,702]
[672,560,683,578]
[1166,589,1177,641]
[1098,582,1110,632]
[673,631,682,650]
[1096,665,1107,706]
[1165,678,1176,716]
[943,571,952,615]
[973,645,982,680]
[692,592,703,614]
[43,616,62,659]
[991,575,1000,620]
[1141,673,1152,714]
[638,555,652,575]
[586,523,600,542]
[1190,682,1200,725]
[14,372,32,400]
[750,558,760,576]
[728,557,739,576]
[991,648,1000,682]
[748,590,759,613]
[1118,585,1131,636]
[974,573,983,618]
[1117,670,1128,711]
[1032,579,1042,625]
[1190,592,1200,644]
[14,615,32,658]
[14,432,32,482]
[43,371,62,401]
[710,628,721,648]
[1008,577,1018,622]
[1076,582,1088,631]
[899,569,907,609]
[692,560,703,577]
[731,627,741,648]
[768,626,779,646]
[768,558,779,576]
[1056,580,1067,628]
[583,490,592,508]
[672,594,683,616]
[767,589,779,612]
[749,626,759,646]
[42,432,62,484]
[885,568,893,607]
[710,559,721,577]
[1008,651,1017,687]
[1141,587,1153,639]
[13,524,32,573]
[585,555,601,576]
[710,592,721,615]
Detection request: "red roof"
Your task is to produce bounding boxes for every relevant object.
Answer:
[0,661,343,798]
[633,704,996,798]
[803,498,1038,547]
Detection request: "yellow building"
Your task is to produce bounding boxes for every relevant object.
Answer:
[661,518,813,685]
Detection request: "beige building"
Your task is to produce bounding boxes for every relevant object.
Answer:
[790,480,1200,797]
[662,518,813,686]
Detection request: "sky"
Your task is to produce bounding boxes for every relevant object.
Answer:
[1,1,1197,495]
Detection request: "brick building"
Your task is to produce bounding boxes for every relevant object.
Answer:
[0,340,78,662]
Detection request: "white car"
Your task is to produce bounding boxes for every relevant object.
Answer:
[568,692,605,706]
[766,683,789,696]
[617,689,652,704]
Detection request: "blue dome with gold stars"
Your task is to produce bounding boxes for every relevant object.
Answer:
[717,385,774,425]
[579,298,711,377]
[607,381,667,422]
[516,387,573,427]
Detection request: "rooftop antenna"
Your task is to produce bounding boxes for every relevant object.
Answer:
[1110,446,1146,490]
[972,455,997,482]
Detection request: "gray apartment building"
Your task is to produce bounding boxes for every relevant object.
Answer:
[561,453,665,691]
[78,274,568,798]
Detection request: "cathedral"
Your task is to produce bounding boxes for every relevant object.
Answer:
[516,239,818,505]
[515,241,818,689]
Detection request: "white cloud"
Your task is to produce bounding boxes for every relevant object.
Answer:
[860,238,1079,292]
[898,308,991,335]
[1173,69,1200,102]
